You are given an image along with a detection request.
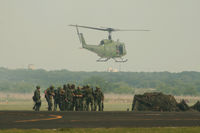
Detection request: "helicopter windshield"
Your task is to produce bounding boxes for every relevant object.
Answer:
[116,44,124,55]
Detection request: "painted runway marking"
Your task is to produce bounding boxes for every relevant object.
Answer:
[15,115,62,123]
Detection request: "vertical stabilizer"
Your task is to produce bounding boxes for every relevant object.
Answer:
[79,33,86,48]
[75,25,86,48]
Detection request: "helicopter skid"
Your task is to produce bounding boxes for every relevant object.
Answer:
[113,58,128,63]
[96,58,110,62]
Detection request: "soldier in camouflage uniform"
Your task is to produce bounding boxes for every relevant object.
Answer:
[74,86,83,111]
[53,87,60,111]
[45,85,55,111]
[65,84,75,111]
[59,87,66,111]
[64,84,71,111]
[85,85,94,111]
[94,86,104,111]
[81,86,87,111]
[70,84,76,111]
[33,85,41,111]
[63,84,68,111]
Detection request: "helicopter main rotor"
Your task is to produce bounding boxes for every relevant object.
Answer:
[69,24,150,40]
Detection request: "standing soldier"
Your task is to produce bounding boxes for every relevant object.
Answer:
[70,84,76,111]
[33,86,41,111]
[59,87,66,111]
[44,87,50,110]
[85,85,94,111]
[94,86,104,111]
[63,84,70,111]
[74,86,83,111]
[81,86,87,111]
[53,87,60,111]
[45,85,55,111]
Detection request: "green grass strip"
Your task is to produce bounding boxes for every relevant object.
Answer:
[1,127,200,133]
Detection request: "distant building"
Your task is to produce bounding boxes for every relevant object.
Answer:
[28,64,35,70]
[107,67,119,72]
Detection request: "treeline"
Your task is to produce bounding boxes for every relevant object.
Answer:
[0,67,200,95]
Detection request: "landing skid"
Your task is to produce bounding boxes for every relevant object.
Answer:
[96,58,110,62]
[113,58,128,63]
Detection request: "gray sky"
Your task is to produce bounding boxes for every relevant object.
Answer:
[0,0,200,72]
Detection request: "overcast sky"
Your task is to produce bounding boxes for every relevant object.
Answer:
[0,0,200,72]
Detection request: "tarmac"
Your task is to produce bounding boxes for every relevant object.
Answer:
[1,111,200,129]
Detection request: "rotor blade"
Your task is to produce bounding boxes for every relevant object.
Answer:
[69,24,107,31]
[99,26,150,32]
[113,29,151,32]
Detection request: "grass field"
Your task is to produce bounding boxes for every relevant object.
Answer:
[1,127,200,133]
[1,93,200,132]
[0,93,200,111]
[0,93,133,111]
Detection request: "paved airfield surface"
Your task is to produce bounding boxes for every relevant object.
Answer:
[1,111,200,129]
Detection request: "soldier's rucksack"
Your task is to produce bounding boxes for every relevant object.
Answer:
[32,95,37,102]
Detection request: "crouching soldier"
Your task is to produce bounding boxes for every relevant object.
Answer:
[33,86,41,111]
[94,86,104,111]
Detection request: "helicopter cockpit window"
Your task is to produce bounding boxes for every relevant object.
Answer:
[117,45,123,55]
[120,45,123,54]
[100,40,104,45]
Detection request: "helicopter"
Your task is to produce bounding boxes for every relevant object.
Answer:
[70,24,149,62]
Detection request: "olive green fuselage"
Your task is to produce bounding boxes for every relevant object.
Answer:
[83,39,127,59]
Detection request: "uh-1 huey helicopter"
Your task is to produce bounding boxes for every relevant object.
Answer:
[69,24,150,62]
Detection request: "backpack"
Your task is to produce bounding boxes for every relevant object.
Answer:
[32,95,37,102]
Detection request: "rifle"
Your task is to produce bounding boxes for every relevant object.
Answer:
[102,102,104,111]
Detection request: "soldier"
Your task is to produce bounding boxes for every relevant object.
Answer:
[59,87,66,111]
[64,84,71,111]
[85,85,94,111]
[53,87,60,111]
[74,86,83,111]
[33,86,41,111]
[94,86,104,111]
[69,84,76,111]
[45,85,55,111]
[81,86,87,111]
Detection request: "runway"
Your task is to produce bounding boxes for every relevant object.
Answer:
[1,111,200,129]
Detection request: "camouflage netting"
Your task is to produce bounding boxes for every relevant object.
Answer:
[132,92,179,111]
[177,100,190,111]
[191,101,200,111]
[132,92,200,112]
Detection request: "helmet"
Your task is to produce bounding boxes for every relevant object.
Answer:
[77,86,81,89]
[63,84,67,89]
[96,86,100,89]
[86,84,90,88]
[36,85,40,89]
[50,85,54,90]
[71,84,75,89]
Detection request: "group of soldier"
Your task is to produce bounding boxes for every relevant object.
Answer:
[33,84,104,112]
